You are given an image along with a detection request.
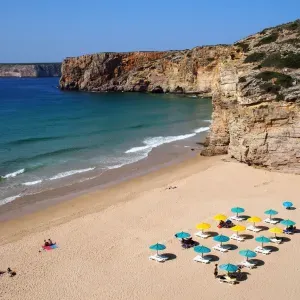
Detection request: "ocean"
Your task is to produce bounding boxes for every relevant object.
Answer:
[0,78,212,207]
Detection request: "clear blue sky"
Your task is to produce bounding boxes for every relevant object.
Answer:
[1,0,299,63]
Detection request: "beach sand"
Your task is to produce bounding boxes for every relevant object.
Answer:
[0,155,299,300]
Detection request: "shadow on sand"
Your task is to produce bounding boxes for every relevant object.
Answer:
[264,245,279,252]
[240,234,254,240]
[206,231,219,237]
[164,253,177,261]
[205,254,219,262]
[250,258,265,267]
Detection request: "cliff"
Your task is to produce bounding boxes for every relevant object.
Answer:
[60,19,300,173]
[59,47,234,93]
[0,63,61,77]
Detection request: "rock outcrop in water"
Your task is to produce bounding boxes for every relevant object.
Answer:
[0,63,61,77]
[60,20,300,174]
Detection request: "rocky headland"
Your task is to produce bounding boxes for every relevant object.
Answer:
[60,20,300,174]
[0,63,61,77]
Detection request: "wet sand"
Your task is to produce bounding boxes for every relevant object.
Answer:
[1,155,300,300]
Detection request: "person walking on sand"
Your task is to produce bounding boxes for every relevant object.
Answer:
[214,264,218,278]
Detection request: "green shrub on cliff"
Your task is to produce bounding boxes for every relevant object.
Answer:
[256,71,293,88]
[244,52,266,63]
[256,32,279,46]
[261,52,300,69]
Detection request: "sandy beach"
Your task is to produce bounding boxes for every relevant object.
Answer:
[1,155,299,300]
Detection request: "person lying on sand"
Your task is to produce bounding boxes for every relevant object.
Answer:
[44,240,50,247]
[7,268,16,277]
[48,238,55,246]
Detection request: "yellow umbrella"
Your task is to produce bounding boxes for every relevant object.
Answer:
[213,214,227,222]
[269,227,283,238]
[196,223,211,233]
[247,216,262,227]
[231,225,246,236]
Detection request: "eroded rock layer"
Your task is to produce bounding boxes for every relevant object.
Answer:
[60,20,300,173]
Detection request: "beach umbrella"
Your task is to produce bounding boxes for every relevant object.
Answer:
[248,216,262,227]
[149,243,166,255]
[231,207,245,217]
[213,234,230,246]
[194,245,211,258]
[264,209,278,220]
[213,214,227,222]
[280,219,296,227]
[175,231,191,239]
[283,201,293,209]
[219,263,238,274]
[269,227,283,238]
[255,236,270,248]
[239,249,257,261]
[231,225,246,236]
[196,223,211,234]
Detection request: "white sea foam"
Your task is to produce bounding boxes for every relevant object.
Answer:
[0,194,21,206]
[2,168,25,179]
[193,126,210,133]
[22,180,43,186]
[125,133,196,155]
[49,167,95,180]
[204,119,212,123]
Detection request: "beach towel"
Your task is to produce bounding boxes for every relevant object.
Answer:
[42,244,58,251]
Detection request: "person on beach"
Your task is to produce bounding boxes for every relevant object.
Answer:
[7,268,16,277]
[44,240,50,247]
[48,238,55,246]
[214,264,218,278]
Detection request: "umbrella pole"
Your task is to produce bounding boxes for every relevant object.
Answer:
[270,214,272,220]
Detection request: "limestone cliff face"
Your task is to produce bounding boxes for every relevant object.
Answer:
[60,19,300,173]
[59,46,234,93]
[0,63,61,77]
[202,20,300,173]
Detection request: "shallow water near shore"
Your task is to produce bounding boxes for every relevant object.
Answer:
[0,78,212,208]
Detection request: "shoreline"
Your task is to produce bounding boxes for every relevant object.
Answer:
[0,152,217,245]
[0,132,208,222]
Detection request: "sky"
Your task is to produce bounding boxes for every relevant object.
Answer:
[1,0,300,63]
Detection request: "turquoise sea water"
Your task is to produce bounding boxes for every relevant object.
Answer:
[0,78,212,205]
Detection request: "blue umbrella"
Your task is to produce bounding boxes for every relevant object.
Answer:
[264,209,278,220]
[280,219,296,227]
[194,245,211,257]
[175,231,191,239]
[149,243,166,255]
[231,207,245,217]
[255,236,270,248]
[213,234,230,246]
[219,263,238,273]
[283,201,293,209]
[239,249,257,261]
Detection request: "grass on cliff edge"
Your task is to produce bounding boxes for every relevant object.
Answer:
[256,71,293,88]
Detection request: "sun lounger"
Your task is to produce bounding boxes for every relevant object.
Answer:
[270,237,282,244]
[193,255,211,264]
[230,215,244,222]
[230,234,245,242]
[195,231,210,239]
[213,244,229,253]
[247,225,262,233]
[264,218,279,225]
[240,260,256,269]
[219,275,237,285]
[254,246,271,255]
[149,254,168,262]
